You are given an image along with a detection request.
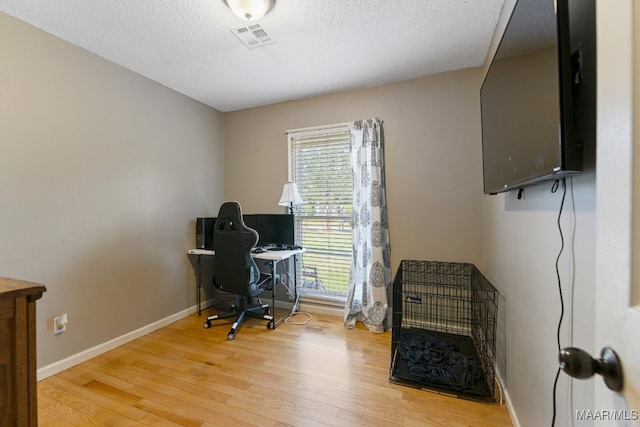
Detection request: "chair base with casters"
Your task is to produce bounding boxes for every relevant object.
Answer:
[203,272,279,340]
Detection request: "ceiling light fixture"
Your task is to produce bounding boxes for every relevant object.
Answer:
[223,0,275,21]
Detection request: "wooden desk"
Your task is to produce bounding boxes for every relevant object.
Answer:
[0,277,46,427]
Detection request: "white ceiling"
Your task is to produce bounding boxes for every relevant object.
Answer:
[0,0,506,112]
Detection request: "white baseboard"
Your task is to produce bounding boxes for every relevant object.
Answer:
[274,297,344,318]
[37,304,199,381]
[496,368,521,427]
[298,301,343,317]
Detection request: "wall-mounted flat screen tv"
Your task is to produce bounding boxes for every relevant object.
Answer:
[480,0,594,195]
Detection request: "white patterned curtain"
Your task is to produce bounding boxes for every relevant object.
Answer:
[344,118,392,333]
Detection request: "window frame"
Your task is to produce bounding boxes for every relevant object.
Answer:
[286,123,352,303]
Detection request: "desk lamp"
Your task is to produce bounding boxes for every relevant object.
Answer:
[278,182,303,214]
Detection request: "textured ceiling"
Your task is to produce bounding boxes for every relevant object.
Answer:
[0,0,506,112]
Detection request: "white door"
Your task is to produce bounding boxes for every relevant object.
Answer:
[594,0,640,424]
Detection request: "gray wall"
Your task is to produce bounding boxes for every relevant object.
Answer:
[0,12,225,367]
[223,69,485,272]
[482,180,595,426]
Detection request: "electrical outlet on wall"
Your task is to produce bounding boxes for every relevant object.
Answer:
[53,313,68,335]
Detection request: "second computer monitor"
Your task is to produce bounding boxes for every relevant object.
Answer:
[255,214,294,248]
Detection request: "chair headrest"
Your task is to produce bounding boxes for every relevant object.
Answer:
[217,201,242,223]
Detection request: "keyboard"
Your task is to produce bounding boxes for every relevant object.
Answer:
[265,245,301,251]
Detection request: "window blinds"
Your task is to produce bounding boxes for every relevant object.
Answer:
[289,128,352,296]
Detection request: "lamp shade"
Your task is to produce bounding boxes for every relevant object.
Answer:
[278,182,303,207]
[224,0,275,21]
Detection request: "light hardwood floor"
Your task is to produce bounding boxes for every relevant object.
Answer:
[37,310,513,426]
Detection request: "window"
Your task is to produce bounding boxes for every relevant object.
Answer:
[287,124,352,301]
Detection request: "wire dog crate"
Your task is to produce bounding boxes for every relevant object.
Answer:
[389,260,499,402]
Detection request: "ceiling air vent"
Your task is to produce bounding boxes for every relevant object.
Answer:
[230,23,275,49]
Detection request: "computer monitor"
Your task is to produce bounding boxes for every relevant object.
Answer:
[195,214,257,249]
[242,214,257,230]
[254,214,294,248]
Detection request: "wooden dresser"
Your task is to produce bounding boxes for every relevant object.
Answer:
[0,277,46,427]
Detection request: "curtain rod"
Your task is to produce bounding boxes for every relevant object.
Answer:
[285,122,351,135]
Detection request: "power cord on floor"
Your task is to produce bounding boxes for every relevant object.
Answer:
[283,289,313,324]
[284,310,314,325]
[279,259,313,325]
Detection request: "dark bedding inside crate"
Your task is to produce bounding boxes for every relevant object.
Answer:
[390,328,491,399]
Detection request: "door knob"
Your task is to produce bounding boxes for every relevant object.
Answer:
[559,347,623,392]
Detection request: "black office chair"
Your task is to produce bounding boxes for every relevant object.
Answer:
[203,201,278,340]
